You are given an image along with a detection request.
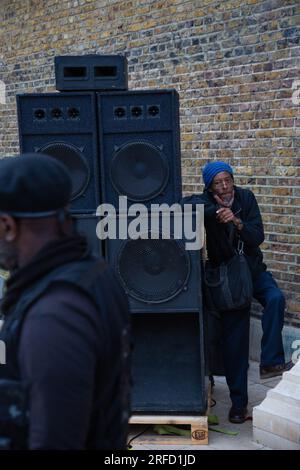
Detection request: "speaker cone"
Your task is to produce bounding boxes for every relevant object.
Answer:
[39,142,90,200]
[118,238,190,303]
[110,141,169,201]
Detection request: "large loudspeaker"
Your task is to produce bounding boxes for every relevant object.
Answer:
[17,92,100,214]
[105,212,203,313]
[104,211,207,413]
[97,89,182,208]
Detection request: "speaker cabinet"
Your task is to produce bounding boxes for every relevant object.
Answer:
[17,92,100,214]
[97,89,182,208]
[132,312,207,414]
[109,211,207,414]
[105,212,203,314]
[55,55,128,92]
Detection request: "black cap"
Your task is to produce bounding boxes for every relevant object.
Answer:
[0,153,72,218]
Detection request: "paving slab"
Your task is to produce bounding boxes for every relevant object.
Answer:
[248,383,269,405]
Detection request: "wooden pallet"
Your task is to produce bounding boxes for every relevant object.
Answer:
[129,382,212,446]
[129,414,208,445]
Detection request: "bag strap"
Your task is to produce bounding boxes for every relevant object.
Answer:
[228,220,244,255]
[237,238,244,254]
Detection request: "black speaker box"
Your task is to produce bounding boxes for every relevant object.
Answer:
[105,211,207,413]
[132,312,208,414]
[104,211,202,314]
[97,89,182,208]
[17,92,100,214]
[55,55,128,92]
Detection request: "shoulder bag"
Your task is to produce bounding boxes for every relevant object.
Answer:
[204,239,253,312]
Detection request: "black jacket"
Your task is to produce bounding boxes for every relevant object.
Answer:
[182,186,266,280]
[0,253,131,450]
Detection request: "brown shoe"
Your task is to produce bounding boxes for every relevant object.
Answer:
[228,406,248,424]
[260,361,294,380]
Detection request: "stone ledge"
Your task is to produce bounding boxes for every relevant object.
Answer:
[268,379,300,408]
[253,427,300,451]
[253,360,300,449]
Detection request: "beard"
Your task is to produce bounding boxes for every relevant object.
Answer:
[220,193,234,205]
[213,189,235,208]
[0,240,18,271]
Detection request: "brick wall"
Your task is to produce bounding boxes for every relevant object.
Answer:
[0,0,299,319]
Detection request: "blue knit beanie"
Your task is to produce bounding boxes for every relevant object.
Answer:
[202,161,233,189]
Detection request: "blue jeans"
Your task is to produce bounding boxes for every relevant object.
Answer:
[253,271,285,367]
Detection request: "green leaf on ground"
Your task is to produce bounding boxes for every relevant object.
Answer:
[153,416,239,438]
[153,424,190,437]
[209,427,239,436]
[208,414,219,425]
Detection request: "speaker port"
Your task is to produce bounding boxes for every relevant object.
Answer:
[114,107,126,118]
[131,106,143,118]
[148,105,160,117]
[34,109,46,120]
[51,108,63,119]
[67,107,80,119]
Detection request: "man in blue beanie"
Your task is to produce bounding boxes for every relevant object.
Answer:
[182,161,292,424]
[0,154,131,449]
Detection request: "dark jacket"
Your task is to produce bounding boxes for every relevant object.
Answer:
[182,186,266,280]
[0,255,131,450]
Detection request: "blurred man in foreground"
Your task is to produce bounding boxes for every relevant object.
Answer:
[0,154,131,449]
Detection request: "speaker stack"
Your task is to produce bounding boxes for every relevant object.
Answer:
[17,55,208,415]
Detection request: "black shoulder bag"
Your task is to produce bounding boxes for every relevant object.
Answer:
[204,237,253,312]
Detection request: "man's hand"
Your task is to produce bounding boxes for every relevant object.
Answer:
[216,207,235,224]
[216,208,243,230]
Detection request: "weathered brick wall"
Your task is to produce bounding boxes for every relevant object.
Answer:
[0,0,299,319]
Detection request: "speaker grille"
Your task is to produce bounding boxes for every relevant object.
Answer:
[39,142,90,200]
[118,238,190,303]
[110,141,169,201]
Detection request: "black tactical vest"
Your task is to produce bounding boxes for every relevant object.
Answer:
[0,257,131,449]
